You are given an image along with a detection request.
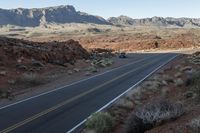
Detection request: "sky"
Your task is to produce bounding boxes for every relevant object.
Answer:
[0,0,200,19]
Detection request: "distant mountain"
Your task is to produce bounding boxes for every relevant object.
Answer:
[0,5,109,27]
[0,5,200,28]
[108,16,200,28]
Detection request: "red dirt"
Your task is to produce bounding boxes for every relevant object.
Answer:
[29,32,200,52]
[0,37,89,94]
[77,33,200,52]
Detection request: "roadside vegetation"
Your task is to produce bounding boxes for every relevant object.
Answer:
[125,100,184,133]
[85,48,114,76]
[16,73,45,87]
[83,51,200,133]
[85,112,114,133]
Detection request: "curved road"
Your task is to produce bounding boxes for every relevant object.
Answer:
[0,53,178,133]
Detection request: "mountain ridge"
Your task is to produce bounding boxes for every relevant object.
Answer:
[0,5,109,27]
[108,15,200,28]
[0,5,200,28]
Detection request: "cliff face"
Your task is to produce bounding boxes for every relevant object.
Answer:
[0,5,109,27]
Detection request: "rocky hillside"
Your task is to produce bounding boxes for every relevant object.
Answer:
[108,16,200,28]
[0,5,109,27]
[0,37,89,66]
[0,37,90,98]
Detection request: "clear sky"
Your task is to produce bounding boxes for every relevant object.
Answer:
[0,0,200,19]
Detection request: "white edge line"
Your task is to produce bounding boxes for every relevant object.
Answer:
[67,54,178,133]
[0,55,155,110]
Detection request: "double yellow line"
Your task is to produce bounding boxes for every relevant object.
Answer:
[1,56,159,133]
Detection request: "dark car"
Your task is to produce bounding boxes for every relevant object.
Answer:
[119,52,127,58]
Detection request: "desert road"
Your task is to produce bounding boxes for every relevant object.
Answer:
[0,53,178,133]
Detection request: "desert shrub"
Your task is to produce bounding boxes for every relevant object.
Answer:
[124,100,184,133]
[92,58,113,68]
[0,89,13,100]
[125,113,153,133]
[187,116,200,133]
[85,112,114,133]
[115,99,134,110]
[136,100,184,125]
[17,73,44,86]
[86,66,98,73]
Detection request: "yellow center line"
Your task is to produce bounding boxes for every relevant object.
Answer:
[0,58,158,133]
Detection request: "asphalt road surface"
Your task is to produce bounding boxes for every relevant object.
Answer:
[0,53,178,133]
